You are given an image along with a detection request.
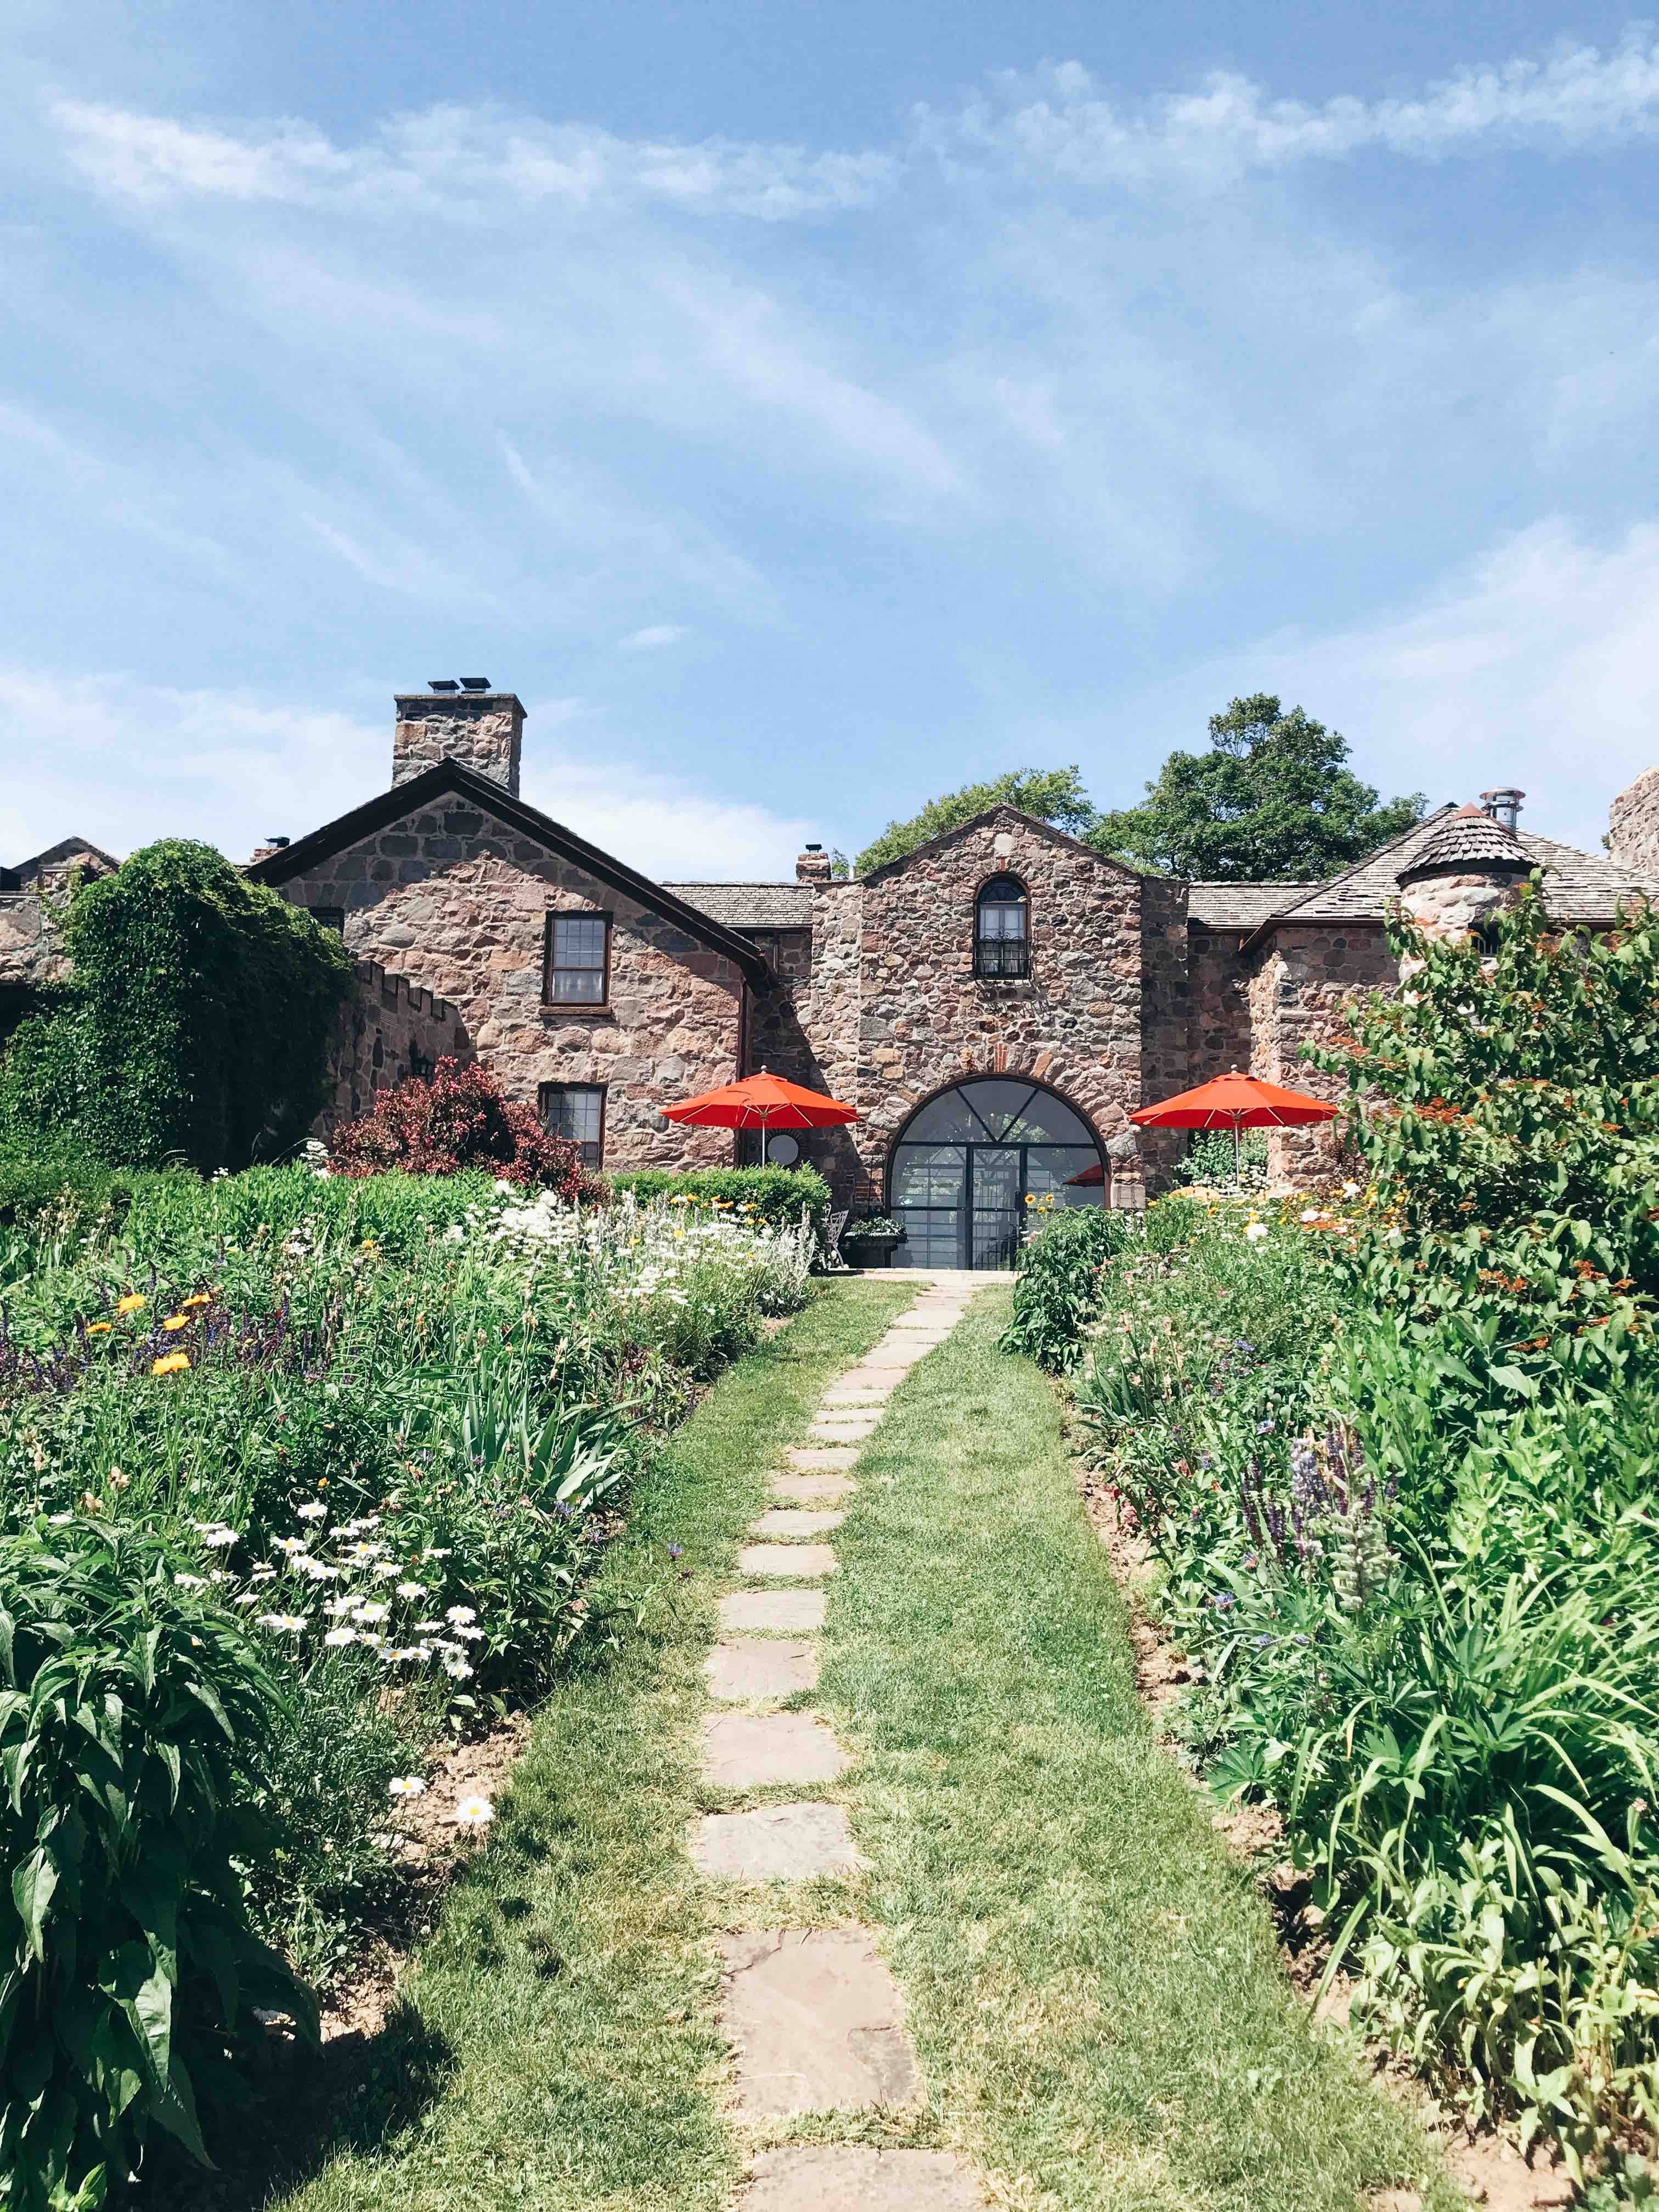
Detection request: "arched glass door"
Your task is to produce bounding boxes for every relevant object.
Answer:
[888,1077,1105,1269]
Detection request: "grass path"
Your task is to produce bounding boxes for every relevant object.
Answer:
[262,1278,915,2212]
[816,1291,1457,2212]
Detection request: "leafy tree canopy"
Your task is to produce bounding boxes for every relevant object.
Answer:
[855,767,1097,875]
[1087,695,1424,881]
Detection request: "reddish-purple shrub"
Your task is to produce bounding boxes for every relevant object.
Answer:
[330,1058,603,1201]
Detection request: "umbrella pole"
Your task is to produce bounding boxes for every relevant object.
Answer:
[1233,1114,1242,1180]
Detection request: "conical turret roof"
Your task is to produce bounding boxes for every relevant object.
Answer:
[1396,803,1531,884]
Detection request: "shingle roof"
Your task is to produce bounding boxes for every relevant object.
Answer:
[1187,883,1318,928]
[1398,805,1530,879]
[661,883,815,930]
[1238,806,1659,950]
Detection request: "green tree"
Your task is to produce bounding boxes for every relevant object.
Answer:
[1089,695,1423,881]
[0,840,352,1173]
[855,766,1097,875]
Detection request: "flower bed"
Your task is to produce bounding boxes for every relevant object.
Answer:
[1007,889,1659,2192]
[0,1166,814,2207]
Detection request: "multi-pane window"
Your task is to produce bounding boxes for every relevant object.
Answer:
[974,876,1029,978]
[308,906,346,935]
[544,911,611,1005]
[539,1083,605,1165]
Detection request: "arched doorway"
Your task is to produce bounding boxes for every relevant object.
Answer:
[887,1076,1106,1270]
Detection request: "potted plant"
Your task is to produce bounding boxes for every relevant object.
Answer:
[840,1215,907,1268]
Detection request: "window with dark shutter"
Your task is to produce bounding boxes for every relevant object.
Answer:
[543,912,611,1006]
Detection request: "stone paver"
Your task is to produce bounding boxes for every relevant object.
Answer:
[702,1710,848,1789]
[738,1543,838,1579]
[751,1508,845,1539]
[706,1639,820,1702]
[739,2146,987,2209]
[769,1472,850,1504]
[720,1589,827,1634]
[718,1929,919,2114]
[691,1802,857,1880]
[786,1446,857,1470]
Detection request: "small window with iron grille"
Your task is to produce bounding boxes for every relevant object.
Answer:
[539,1083,605,1165]
[974,876,1029,978]
[543,911,611,1005]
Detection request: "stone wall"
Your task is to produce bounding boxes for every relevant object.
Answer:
[1246,923,1395,1179]
[277,798,746,1171]
[320,961,470,1137]
[848,810,1146,1200]
[746,891,866,1199]
[1398,871,1525,944]
[1609,767,1659,876]
[392,693,523,793]
[1136,877,1192,1193]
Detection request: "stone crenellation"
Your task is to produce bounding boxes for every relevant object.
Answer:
[1609,767,1659,878]
[321,960,470,1136]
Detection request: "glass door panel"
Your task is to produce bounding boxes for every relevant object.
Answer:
[891,1141,967,1268]
[969,1145,1022,1270]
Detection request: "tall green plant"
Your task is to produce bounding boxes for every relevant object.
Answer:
[1316,881,1659,1404]
[0,842,351,1175]
[0,1518,315,2208]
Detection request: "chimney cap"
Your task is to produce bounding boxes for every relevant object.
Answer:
[459,676,492,691]
[428,679,459,692]
[805,842,823,852]
[268,836,291,849]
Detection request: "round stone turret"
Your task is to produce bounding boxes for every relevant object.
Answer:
[1395,804,1532,944]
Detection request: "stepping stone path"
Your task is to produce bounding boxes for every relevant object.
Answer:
[692,1279,990,2211]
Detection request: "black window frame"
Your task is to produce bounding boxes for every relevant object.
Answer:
[307,905,346,935]
[539,1081,606,1165]
[543,909,613,1008]
[974,874,1030,979]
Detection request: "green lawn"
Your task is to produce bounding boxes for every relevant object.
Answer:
[817,1290,1456,2212]
[246,1278,916,2212]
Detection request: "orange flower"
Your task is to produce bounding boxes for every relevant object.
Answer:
[86,1321,111,1336]
[162,1315,190,1333]
[116,1294,146,1316]
[150,1352,190,1376]
[180,1292,212,1310]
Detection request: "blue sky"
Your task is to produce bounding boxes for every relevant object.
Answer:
[3,1,1658,875]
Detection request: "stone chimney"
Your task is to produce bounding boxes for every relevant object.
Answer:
[1396,804,1531,944]
[795,842,832,884]
[392,681,524,794]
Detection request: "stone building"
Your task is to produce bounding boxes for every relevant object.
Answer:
[12,683,1659,1266]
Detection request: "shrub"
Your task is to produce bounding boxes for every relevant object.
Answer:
[1315,880,1659,1408]
[330,1059,602,1199]
[1000,1207,1129,1370]
[0,842,352,1176]
[1171,1129,1268,1187]
[607,1165,830,1251]
[0,1517,314,2208]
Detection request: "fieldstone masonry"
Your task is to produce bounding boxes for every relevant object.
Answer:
[9,682,1623,1207]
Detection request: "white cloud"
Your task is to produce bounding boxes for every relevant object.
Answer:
[927,33,1659,190]
[620,624,690,650]
[1150,519,1659,852]
[0,668,813,882]
[50,97,897,218]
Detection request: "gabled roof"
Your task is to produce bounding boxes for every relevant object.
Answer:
[244,760,772,984]
[1239,805,1659,953]
[0,837,121,892]
[664,883,816,930]
[859,803,1146,885]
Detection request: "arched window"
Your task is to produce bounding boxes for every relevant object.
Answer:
[975,876,1029,978]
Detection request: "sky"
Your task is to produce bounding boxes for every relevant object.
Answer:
[3,1,1657,877]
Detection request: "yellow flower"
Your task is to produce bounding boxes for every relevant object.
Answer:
[150,1352,191,1376]
[180,1292,212,1310]
[162,1314,190,1332]
[116,1294,146,1316]
[86,1321,111,1336]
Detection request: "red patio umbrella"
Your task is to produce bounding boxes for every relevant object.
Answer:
[1128,1066,1338,1176]
[662,1069,857,1166]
